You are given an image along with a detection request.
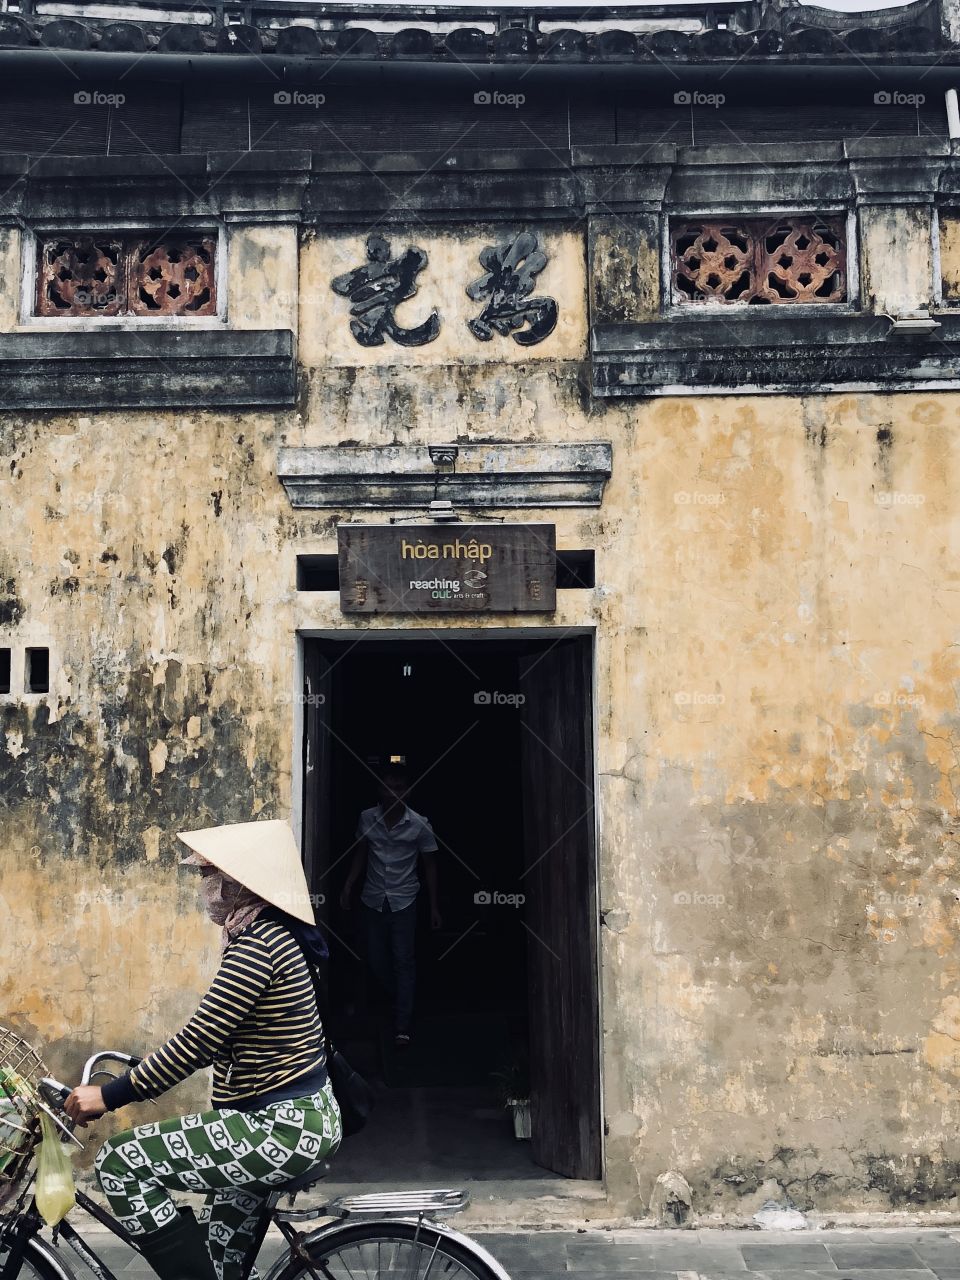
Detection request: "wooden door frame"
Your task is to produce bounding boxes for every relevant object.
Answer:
[292,625,604,1181]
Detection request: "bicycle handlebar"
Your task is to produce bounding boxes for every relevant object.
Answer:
[81,1050,142,1086]
[38,1050,143,1104]
[31,1052,145,1146]
[38,1077,71,1105]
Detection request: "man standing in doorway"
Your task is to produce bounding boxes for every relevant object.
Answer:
[340,765,441,1047]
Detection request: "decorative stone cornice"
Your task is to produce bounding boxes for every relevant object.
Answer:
[276,442,613,508]
[0,329,295,410]
[0,142,958,225]
[846,139,948,206]
[592,312,960,396]
[0,152,312,224]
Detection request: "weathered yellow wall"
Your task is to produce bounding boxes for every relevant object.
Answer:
[861,204,935,314]
[940,211,960,302]
[3,215,960,1218]
[0,228,21,330]
[228,224,298,331]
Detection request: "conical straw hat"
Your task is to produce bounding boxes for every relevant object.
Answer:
[177,819,315,925]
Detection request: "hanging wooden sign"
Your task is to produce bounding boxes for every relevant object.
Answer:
[338,522,556,614]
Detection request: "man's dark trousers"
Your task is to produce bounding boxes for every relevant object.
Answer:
[363,900,417,1035]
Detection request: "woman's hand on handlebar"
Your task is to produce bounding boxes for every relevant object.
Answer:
[64,1085,106,1127]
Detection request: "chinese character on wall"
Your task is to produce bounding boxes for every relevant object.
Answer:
[330,230,558,347]
[330,234,441,347]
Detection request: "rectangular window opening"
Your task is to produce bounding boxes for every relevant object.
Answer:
[25,647,49,694]
[297,554,340,591]
[670,214,847,306]
[556,549,595,589]
[34,233,218,318]
[0,648,10,695]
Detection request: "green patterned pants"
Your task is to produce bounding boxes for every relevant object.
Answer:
[95,1081,341,1280]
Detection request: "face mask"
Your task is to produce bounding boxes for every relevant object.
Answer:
[199,873,244,925]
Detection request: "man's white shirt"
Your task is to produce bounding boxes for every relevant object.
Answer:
[356,804,439,910]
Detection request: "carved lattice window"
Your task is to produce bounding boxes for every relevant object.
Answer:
[671,216,846,305]
[35,234,217,317]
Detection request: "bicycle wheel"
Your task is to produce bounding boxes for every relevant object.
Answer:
[0,1238,69,1280]
[273,1219,507,1280]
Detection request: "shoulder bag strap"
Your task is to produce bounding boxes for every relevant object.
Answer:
[285,925,333,1053]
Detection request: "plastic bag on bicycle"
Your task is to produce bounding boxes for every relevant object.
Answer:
[35,1111,75,1226]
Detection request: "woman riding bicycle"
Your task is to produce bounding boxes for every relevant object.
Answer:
[63,819,341,1280]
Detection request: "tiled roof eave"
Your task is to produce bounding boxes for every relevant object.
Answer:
[0,0,948,65]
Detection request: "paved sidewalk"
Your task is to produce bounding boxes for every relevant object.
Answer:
[47,1226,960,1277]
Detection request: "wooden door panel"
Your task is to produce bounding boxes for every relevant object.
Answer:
[520,637,601,1180]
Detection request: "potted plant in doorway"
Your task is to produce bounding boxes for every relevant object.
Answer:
[492,1054,531,1141]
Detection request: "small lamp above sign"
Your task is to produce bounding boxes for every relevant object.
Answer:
[428,445,459,468]
[428,448,461,522]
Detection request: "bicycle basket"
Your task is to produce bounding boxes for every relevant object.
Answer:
[0,1026,47,1212]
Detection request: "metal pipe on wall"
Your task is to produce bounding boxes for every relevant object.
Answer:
[947,88,960,139]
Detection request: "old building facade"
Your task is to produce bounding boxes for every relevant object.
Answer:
[3,0,960,1222]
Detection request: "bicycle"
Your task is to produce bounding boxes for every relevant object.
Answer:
[0,1030,511,1280]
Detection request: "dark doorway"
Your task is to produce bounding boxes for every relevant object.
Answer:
[300,632,601,1183]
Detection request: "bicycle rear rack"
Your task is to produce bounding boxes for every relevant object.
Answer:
[331,1189,470,1218]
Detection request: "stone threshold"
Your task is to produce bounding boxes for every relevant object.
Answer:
[68,1177,960,1231]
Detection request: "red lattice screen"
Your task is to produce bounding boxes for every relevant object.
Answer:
[671,216,846,305]
[36,234,217,317]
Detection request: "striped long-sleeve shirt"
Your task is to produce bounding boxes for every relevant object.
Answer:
[101,916,326,1112]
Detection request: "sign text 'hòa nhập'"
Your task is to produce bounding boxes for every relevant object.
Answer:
[337,523,557,613]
